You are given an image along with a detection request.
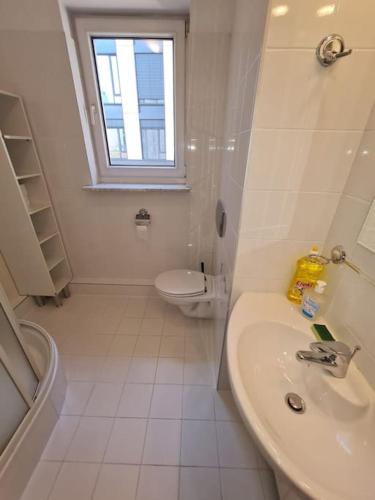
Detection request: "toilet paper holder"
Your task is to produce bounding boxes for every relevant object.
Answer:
[135,208,151,226]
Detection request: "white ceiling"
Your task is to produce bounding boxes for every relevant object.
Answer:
[63,0,190,14]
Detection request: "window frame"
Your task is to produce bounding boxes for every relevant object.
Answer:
[74,15,186,183]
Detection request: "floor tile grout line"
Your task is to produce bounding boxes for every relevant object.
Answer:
[90,413,117,499]
[44,459,267,470]
[134,389,156,499]
[177,403,184,499]
[45,460,65,500]
[214,410,225,500]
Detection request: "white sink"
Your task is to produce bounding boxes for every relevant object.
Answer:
[227,292,375,500]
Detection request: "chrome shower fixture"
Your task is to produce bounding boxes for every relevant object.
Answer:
[316,34,352,67]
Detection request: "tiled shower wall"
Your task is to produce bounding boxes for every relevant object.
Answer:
[232,0,375,300]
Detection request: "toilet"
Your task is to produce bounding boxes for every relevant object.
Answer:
[154,269,215,318]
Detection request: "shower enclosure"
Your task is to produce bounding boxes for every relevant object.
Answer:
[0,285,66,500]
[0,301,39,454]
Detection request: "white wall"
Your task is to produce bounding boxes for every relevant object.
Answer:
[232,0,375,300]
[0,0,190,286]
[324,100,375,387]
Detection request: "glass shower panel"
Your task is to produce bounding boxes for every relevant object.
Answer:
[0,360,29,453]
[0,306,38,400]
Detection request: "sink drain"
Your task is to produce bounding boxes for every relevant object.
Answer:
[285,393,306,414]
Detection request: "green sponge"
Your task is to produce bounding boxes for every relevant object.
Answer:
[311,324,335,342]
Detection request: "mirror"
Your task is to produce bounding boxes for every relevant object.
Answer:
[358,199,375,253]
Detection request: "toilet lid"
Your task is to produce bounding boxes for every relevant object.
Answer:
[155,269,206,296]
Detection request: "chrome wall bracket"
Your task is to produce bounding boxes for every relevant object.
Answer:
[316,34,352,67]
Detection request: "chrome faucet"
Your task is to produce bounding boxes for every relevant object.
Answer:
[296,341,360,378]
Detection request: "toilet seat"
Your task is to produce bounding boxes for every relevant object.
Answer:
[155,269,206,297]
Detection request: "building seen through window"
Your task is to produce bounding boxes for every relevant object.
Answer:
[92,37,175,167]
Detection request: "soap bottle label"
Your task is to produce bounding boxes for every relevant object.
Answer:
[301,296,319,319]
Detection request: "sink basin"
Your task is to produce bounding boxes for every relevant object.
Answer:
[227,292,375,500]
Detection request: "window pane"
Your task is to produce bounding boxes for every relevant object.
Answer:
[92,37,175,167]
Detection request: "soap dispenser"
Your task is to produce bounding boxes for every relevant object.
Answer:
[301,280,327,321]
[287,246,327,304]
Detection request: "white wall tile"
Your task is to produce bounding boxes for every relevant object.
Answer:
[254,50,375,130]
[267,0,340,48]
[267,0,375,53]
[326,267,375,386]
[344,131,375,202]
[235,239,322,282]
[335,0,375,48]
[246,129,361,193]
[324,195,370,256]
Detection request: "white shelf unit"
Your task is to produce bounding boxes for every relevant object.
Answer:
[0,90,72,304]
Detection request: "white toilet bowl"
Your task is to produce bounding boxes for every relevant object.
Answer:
[154,269,215,318]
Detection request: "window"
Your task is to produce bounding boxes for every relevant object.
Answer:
[74,16,185,182]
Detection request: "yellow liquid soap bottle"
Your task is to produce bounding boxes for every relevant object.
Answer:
[287,246,327,304]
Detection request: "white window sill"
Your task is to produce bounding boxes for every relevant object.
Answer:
[82,183,192,192]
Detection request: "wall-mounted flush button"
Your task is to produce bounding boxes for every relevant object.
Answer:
[216,200,226,238]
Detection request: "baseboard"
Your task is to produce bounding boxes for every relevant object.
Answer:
[70,280,157,296]
[71,277,154,286]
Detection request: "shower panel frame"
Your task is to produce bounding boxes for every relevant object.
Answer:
[0,285,41,455]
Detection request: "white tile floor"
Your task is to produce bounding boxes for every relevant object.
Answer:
[20,293,279,500]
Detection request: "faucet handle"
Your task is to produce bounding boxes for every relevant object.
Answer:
[310,341,360,359]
